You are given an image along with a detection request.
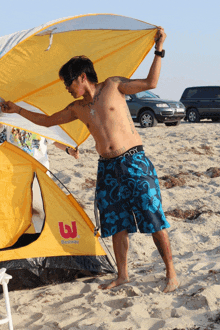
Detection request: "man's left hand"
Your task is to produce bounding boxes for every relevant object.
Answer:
[155,27,166,51]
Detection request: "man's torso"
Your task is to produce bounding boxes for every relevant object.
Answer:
[72,78,142,158]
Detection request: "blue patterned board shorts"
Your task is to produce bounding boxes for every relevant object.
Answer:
[96,146,170,238]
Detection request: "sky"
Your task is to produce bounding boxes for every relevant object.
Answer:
[1,0,220,100]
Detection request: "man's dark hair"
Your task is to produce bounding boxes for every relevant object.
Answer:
[59,56,98,84]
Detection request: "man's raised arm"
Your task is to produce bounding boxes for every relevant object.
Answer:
[0,101,78,127]
[114,27,166,95]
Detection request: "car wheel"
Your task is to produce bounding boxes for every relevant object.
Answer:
[139,110,158,128]
[165,121,181,126]
[187,108,200,123]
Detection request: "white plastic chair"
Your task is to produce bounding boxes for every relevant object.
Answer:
[0,268,13,330]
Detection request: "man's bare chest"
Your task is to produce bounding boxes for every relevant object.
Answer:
[78,91,119,119]
[74,83,125,129]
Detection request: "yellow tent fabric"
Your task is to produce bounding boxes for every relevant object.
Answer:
[0,142,34,248]
[0,14,158,146]
[0,142,106,259]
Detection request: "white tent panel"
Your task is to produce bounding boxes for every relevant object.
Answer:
[0,102,77,147]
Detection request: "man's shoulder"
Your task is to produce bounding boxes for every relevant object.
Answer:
[66,100,80,111]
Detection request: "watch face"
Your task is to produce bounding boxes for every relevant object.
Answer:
[161,50,165,58]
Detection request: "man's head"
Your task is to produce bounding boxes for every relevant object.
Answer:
[59,55,98,89]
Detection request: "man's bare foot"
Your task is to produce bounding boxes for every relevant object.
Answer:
[163,276,179,293]
[98,277,129,290]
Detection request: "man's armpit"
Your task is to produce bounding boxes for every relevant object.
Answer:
[111,77,138,84]
[111,77,130,83]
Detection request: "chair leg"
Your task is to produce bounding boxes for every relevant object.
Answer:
[2,281,13,330]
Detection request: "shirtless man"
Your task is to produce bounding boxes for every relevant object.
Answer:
[0,27,178,292]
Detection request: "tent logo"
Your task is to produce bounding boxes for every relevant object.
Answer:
[58,221,78,239]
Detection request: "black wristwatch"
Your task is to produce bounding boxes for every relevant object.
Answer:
[66,147,70,155]
[154,49,165,58]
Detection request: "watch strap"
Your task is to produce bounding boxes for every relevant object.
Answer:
[154,49,165,58]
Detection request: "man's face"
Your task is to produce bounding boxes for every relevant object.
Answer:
[64,74,85,99]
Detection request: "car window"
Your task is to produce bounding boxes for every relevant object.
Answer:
[209,87,220,99]
[183,87,220,99]
[199,88,220,99]
[183,88,200,99]
[136,91,158,99]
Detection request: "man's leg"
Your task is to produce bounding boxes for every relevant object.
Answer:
[99,230,130,290]
[152,229,179,292]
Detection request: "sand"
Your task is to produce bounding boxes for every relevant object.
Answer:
[1,121,220,330]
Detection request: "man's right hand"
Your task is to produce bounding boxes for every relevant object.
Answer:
[0,101,20,114]
[68,146,79,159]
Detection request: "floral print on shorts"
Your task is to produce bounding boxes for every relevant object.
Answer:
[96,151,170,238]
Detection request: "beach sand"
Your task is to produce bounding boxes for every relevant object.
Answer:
[1,121,220,330]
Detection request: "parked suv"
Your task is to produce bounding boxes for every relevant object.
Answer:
[126,90,185,127]
[180,86,220,122]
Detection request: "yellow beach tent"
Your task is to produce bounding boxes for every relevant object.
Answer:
[0,141,114,290]
[0,14,158,147]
